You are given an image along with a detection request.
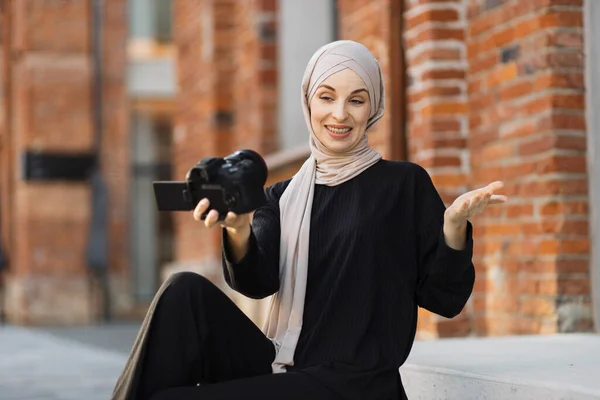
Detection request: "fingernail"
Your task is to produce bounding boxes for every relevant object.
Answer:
[200,199,208,206]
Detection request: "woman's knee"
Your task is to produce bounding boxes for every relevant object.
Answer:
[156,272,216,305]
[167,271,215,294]
[156,271,225,312]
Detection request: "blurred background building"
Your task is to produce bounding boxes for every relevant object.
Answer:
[0,0,598,340]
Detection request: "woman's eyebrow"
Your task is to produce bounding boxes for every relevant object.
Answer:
[318,84,368,95]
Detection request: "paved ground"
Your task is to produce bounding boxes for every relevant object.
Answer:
[2,322,599,400]
[0,323,138,400]
[38,323,141,354]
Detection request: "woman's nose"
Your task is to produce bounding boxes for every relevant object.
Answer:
[332,102,349,121]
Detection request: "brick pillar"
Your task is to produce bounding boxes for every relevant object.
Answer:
[402,0,471,338]
[467,0,592,334]
[214,0,236,156]
[171,0,220,264]
[233,0,279,154]
[101,0,131,313]
[337,0,396,158]
[0,0,130,325]
[0,3,15,290]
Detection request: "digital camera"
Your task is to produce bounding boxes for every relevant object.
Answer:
[153,149,268,220]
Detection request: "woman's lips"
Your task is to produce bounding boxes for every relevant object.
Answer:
[325,125,352,139]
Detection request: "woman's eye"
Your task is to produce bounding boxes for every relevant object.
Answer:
[320,96,333,101]
[351,99,365,105]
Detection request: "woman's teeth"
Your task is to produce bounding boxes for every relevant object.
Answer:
[327,126,351,134]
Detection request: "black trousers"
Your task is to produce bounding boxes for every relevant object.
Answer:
[134,272,340,400]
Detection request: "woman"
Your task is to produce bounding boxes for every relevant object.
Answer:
[112,40,506,400]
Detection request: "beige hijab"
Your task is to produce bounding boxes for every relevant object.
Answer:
[263,40,386,373]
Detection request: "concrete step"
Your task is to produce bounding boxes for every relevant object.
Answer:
[401,334,600,400]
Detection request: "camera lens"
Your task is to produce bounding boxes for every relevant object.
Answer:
[230,149,268,185]
[194,157,225,182]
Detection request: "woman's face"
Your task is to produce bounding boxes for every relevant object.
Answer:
[309,69,371,154]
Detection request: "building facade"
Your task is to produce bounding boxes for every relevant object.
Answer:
[0,0,598,339]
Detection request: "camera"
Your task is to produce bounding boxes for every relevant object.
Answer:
[153,149,268,219]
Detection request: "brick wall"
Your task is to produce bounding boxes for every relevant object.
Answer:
[467,0,591,335]
[103,1,130,281]
[337,0,395,157]
[171,0,219,263]
[0,0,130,324]
[233,0,279,154]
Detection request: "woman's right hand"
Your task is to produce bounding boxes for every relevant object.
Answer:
[194,199,252,263]
[193,198,251,234]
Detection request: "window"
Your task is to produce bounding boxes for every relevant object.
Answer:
[278,0,337,151]
[129,0,173,43]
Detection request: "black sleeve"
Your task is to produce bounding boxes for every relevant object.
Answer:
[221,184,282,299]
[413,165,476,318]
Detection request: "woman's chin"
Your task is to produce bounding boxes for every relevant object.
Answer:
[316,132,361,154]
[322,140,356,154]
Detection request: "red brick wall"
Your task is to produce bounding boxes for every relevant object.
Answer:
[233,0,279,154]
[467,0,591,334]
[172,0,219,262]
[0,3,15,285]
[337,0,395,157]
[103,2,130,277]
[0,0,129,324]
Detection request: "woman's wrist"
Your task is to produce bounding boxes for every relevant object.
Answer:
[226,223,251,239]
[443,214,467,251]
[225,224,251,263]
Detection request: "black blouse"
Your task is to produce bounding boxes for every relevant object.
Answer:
[222,160,475,400]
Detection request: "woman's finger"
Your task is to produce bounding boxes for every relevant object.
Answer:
[222,212,238,227]
[488,195,508,204]
[193,198,210,221]
[204,209,220,228]
[485,181,504,192]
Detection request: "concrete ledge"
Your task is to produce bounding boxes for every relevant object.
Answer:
[400,334,600,400]
[263,145,310,172]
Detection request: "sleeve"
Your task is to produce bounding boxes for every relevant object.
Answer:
[221,185,282,299]
[413,166,476,319]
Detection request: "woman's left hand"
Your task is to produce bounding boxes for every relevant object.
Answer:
[445,181,508,225]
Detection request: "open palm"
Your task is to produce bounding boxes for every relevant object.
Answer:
[445,181,508,224]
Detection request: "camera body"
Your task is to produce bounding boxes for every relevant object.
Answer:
[153,149,268,219]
